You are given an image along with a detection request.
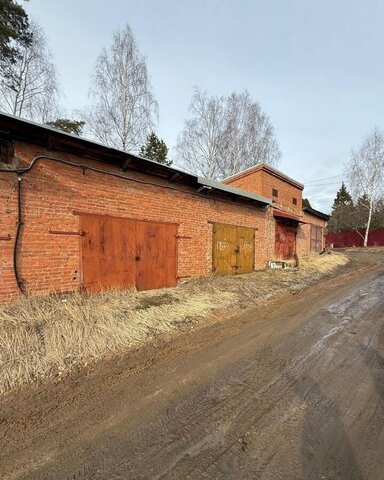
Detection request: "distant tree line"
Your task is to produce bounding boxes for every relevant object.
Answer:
[0,2,281,172]
[329,182,384,232]
[1,2,383,214]
[318,127,384,247]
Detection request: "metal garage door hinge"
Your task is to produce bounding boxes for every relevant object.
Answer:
[49,229,85,236]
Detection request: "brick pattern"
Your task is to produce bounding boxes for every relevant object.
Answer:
[224,168,303,215]
[297,213,327,255]
[0,173,18,301]
[224,167,327,259]
[0,142,271,303]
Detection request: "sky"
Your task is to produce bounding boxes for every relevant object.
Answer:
[24,0,384,213]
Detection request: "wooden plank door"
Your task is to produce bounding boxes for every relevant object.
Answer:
[213,223,255,275]
[98,216,136,289]
[81,214,177,292]
[135,221,177,291]
[81,214,102,292]
[236,226,255,274]
[275,222,297,260]
[81,215,136,291]
[213,223,239,275]
[310,226,323,252]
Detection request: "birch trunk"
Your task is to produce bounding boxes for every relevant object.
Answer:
[363,198,373,247]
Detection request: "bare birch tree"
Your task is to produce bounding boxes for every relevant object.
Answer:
[346,127,384,246]
[175,88,281,180]
[0,21,59,122]
[175,88,225,179]
[83,25,158,152]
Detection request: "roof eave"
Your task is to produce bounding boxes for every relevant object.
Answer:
[0,112,272,208]
[198,176,272,207]
[303,206,330,221]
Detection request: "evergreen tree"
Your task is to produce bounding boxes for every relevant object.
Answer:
[0,0,31,65]
[302,198,311,209]
[328,183,354,232]
[354,194,370,226]
[332,182,353,208]
[46,118,85,136]
[139,132,172,166]
[372,198,384,228]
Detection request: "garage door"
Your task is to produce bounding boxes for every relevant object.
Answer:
[310,225,323,252]
[80,214,177,292]
[275,221,297,260]
[212,223,255,275]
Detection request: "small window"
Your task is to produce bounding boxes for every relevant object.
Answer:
[272,188,278,198]
[293,197,297,205]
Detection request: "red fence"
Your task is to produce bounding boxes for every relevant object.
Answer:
[326,228,384,248]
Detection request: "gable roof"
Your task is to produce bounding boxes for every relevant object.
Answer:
[0,112,271,208]
[223,163,304,190]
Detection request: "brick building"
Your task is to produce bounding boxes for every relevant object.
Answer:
[224,164,329,260]
[0,113,328,303]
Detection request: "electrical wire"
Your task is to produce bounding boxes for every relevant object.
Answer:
[0,155,268,294]
[305,174,344,184]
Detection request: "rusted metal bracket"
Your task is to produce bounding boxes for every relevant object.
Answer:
[49,229,85,236]
[121,158,132,171]
[169,172,181,182]
[0,234,11,240]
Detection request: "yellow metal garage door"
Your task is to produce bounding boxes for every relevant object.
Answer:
[212,223,255,275]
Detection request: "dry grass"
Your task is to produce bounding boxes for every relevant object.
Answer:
[0,252,349,394]
[344,246,384,254]
[300,251,350,274]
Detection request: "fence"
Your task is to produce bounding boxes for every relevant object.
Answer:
[326,228,384,248]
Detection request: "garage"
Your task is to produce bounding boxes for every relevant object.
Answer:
[80,214,177,292]
[310,225,323,252]
[212,223,255,275]
[275,221,297,260]
[273,210,304,260]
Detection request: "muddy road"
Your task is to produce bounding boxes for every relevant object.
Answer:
[1,251,384,479]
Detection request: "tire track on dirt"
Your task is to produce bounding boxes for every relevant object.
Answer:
[85,274,384,480]
[3,254,384,480]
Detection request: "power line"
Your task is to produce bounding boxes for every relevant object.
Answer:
[305,181,343,187]
[305,174,344,184]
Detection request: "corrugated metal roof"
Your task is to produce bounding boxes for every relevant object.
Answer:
[0,112,272,208]
[197,177,272,206]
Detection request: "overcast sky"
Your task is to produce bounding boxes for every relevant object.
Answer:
[25,0,384,212]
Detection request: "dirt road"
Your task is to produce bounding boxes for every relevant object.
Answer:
[1,251,384,479]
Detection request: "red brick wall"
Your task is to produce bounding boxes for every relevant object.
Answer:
[297,213,327,255]
[0,173,18,301]
[225,169,303,215]
[0,142,271,303]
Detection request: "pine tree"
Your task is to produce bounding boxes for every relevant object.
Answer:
[139,132,172,166]
[328,183,354,232]
[46,118,85,136]
[372,198,384,228]
[0,0,32,65]
[332,182,353,209]
[302,198,311,209]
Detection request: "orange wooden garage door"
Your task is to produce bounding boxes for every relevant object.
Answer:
[81,214,177,292]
